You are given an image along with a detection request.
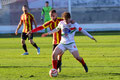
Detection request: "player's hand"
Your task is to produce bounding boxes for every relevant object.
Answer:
[92,37,97,42]
[41,33,49,37]
[27,31,32,35]
[15,30,18,35]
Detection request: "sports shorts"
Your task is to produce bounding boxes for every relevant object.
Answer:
[21,32,33,40]
[57,42,78,53]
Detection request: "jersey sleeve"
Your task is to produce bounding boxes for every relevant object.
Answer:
[74,22,82,31]
[30,14,34,20]
[32,26,44,33]
[42,21,51,28]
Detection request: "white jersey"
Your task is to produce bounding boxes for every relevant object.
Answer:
[56,21,80,44]
[48,21,93,45]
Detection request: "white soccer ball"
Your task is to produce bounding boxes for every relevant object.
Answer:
[49,68,58,77]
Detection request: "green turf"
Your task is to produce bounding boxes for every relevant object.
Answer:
[0,33,120,80]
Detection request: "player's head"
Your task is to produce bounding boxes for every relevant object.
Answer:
[45,1,49,7]
[62,12,71,24]
[22,5,28,13]
[49,9,57,21]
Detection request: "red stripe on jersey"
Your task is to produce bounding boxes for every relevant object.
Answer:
[53,33,57,44]
[52,21,55,29]
[79,27,82,31]
[27,15,29,32]
[23,15,26,32]
[70,27,76,30]
[56,20,59,27]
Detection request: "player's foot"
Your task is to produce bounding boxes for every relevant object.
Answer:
[58,63,62,72]
[37,47,40,55]
[83,63,88,72]
[22,52,29,55]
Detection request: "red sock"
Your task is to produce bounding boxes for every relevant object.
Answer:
[81,58,85,65]
[52,60,57,69]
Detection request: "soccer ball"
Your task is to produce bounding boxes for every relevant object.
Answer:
[49,68,58,77]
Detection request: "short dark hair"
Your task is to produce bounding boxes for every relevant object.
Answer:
[62,12,71,19]
[46,1,49,3]
[23,5,28,8]
[49,9,56,14]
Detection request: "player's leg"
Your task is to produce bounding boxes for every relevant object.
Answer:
[57,54,63,72]
[28,34,40,54]
[71,51,88,72]
[52,44,65,69]
[53,44,62,72]
[21,33,28,55]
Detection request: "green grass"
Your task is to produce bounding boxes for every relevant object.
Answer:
[0,32,120,80]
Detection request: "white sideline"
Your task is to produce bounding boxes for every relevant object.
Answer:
[0,23,120,34]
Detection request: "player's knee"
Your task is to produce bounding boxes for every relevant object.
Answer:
[29,40,34,44]
[75,56,80,61]
[52,52,57,59]
[21,40,25,44]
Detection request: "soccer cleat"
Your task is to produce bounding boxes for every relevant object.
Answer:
[83,63,88,72]
[37,47,40,55]
[58,63,62,73]
[22,52,29,55]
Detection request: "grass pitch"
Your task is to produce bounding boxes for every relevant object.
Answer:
[0,32,120,80]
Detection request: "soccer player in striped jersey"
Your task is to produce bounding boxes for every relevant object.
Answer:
[28,9,74,72]
[42,12,97,74]
[15,5,40,55]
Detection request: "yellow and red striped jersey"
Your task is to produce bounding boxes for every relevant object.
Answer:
[42,17,63,44]
[21,13,34,33]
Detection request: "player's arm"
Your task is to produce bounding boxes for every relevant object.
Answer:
[41,26,60,37]
[27,22,50,35]
[75,23,97,42]
[27,26,44,35]
[33,18,37,28]
[41,8,44,21]
[15,20,23,35]
[80,29,97,42]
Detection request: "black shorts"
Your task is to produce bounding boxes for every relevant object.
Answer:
[21,32,33,40]
[53,44,58,51]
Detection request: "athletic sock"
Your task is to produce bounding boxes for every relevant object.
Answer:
[52,60,57,69]
[32,43,38,49]
[81,58,86,66]
[22,44,27,52]
[77,58,85,65]
[57,60,61,69]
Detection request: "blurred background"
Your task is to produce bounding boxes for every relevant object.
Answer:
[1,0,120,33]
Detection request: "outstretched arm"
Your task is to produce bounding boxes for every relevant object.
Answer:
[80,29,97,42]
[41,28,60,37]
[27,26,44,35]
[33,18,37,28]
[15,20,23,35]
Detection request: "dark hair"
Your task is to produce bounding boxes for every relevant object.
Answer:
[46,1,49,3]
[23,5,28,8]
[62,12,71,19]
[49,9,56,14]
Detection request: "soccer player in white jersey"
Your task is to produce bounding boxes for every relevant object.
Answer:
[42,12,97,73]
